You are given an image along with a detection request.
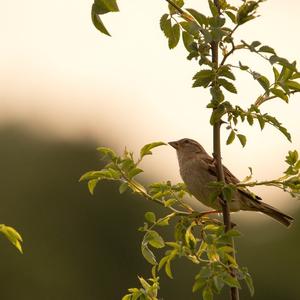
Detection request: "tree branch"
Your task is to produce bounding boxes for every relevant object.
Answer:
[212,1,239,300]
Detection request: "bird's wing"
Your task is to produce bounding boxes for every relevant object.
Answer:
[203,156,239,184]
[204,156,262,201]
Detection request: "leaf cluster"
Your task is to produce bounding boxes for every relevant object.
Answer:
[0,224,23,253]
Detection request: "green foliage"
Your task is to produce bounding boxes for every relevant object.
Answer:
[91,0,120,36]
[0,224,23,253]
[88,0,300,299]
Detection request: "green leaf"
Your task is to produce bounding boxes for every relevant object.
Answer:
[202,286,213,300]
[0,225,23,253]
[210,86,224,101]
[119,182,128,194]
[273,67,280,81]
[158,256,169,271]
[286,80,300,91]
[91,5,111,36]
[88,179,98,195]
[210,106,225,124]
[223,185,235,201]
[225,228,241,237]
[256,116,264,130]
[168,0,184,14]
[128,168,143,179]
[219,67,235,80]
[226,130,235,145]
[160,14,172,38]
[192,277,206,292]
[193,69,214,88]
[222,273,241,288]
[246,114,254,125]
[94,0,119,14]
[209,0,219,17]
[219,78,237,93]
[145,212,156,223]
[182,31,194,51]
[96,146,117,159]
[168,23,181,49]
[138,276,151,290]
[140,142,166,159]
[258,45,275,54]
[239,61,249,71]
[148,231,165,249]
[256,75,270,91]
[213,275,224,293]
[225,11,236,23]
[237,134,247,147]
[186,8,208,26]
[244,271,255,296]
[165,260,173,279]
[270,88,288,102]
[141,245,157,265]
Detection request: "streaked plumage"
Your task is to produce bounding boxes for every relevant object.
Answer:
[169,138,294,227]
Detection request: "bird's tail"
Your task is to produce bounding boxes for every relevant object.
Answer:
[258,201,294,227]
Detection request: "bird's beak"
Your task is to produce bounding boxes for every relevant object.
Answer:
[168,141,179,150]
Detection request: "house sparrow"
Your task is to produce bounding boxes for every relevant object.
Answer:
[169,138,294,227]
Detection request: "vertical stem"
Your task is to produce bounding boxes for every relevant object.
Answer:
[212,1,239,300]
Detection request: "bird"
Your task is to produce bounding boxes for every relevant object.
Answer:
[169,138,294,227]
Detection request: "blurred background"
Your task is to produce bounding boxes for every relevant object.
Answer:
[0,0,300,299]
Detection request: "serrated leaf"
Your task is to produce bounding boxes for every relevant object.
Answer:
[160,14,172,38]
[168,23,181,49]
[145,212,156,223]
[186,8,208,26]
[219,78,237,93]
[237,134,247,147]
[140,142,166,159]
[219,67,236,80]
[0,225,23,253]
[270,88,288,102]
[141,245,157,265]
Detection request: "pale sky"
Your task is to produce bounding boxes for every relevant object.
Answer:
[1,0,299,221]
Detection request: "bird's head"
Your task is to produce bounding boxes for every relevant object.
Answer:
[168,138,207,157]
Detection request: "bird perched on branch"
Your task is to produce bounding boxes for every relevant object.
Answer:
[169,138,294,227]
